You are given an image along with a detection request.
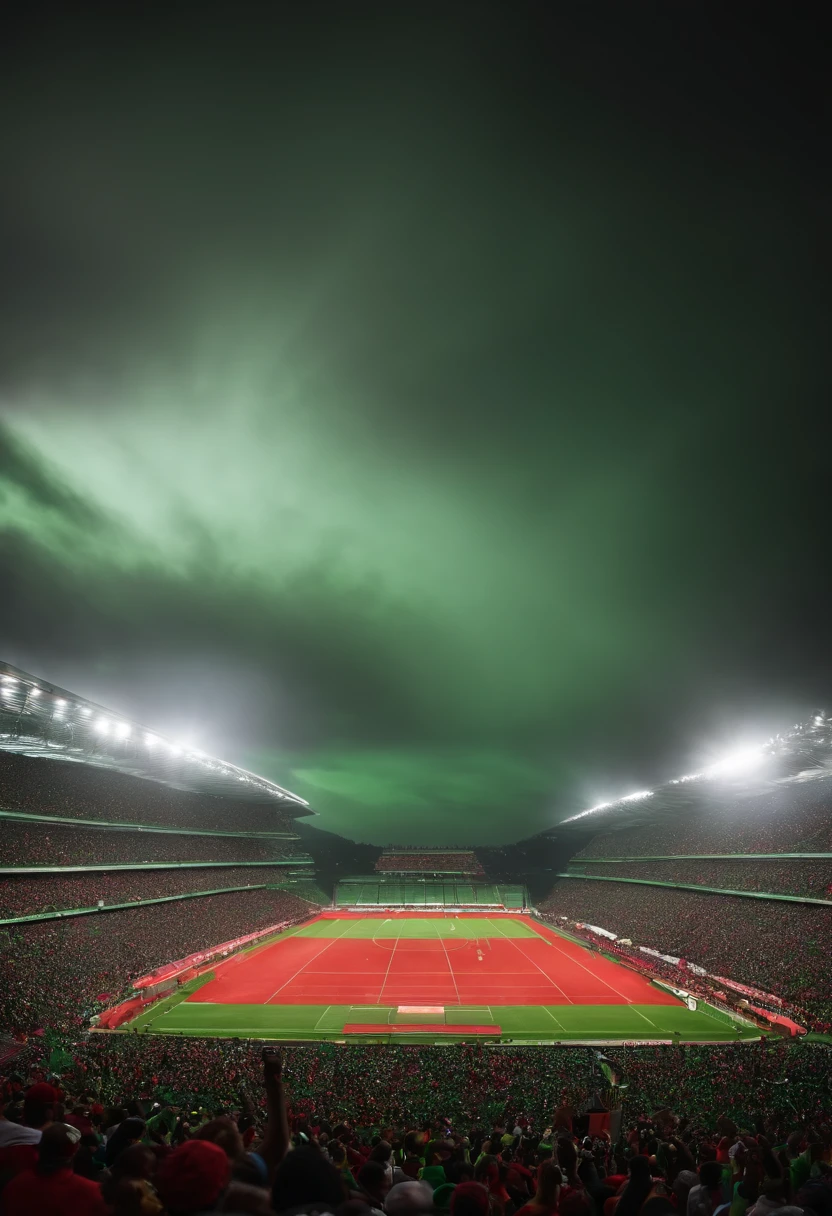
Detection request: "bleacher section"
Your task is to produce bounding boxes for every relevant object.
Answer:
[375,849,485,875]
[336,877,527,908]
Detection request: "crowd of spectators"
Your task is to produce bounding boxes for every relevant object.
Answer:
[571,862,831,901]
[541,881,832,1029]
[577,784,832,860]
[0,888,318,1035]
[0,821,298,867]
[0,1039,831,1215]
[376,854,485,876]
[0,752,295,833]
[10,1036,832,1132]
[0,866,296,919]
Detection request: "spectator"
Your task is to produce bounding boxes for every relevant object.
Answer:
[0,1081,56,1183]
[155,1139,231,1215]
[514,1161,562,1216]
[271,1145,345,1213]
[1,1122,107,1216]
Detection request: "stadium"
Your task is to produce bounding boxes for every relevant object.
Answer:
[2,660,830,1115]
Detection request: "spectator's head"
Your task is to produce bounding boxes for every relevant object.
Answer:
[196,1115,245,1162]
[559,1193,592,1216]
[272,1144,345,1212]
[23,1082,57,1128]
[110,1143,158,1182]
[329,1142,347,1168]
[156,1139,231,1214]
[358,1159,391,1204]
[36,1123,81,1175]
[673,1170,699,1209]
[386,1180,435,1216]
[795,1177,832,1216]
[640,1200,676,1216]
[450,1181,490,1216]
[105,1117,147,1167]
[534,1159,563,1208]
[699,1161,725,1191]
[370,1139,393,1165]
[426,1140,450,1166]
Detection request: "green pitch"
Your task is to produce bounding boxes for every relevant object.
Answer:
[114,913,764,1044]
[292,916,537,938]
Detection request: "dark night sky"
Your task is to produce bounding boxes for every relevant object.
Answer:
[1,4,830,843]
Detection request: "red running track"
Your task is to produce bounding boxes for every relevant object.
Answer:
[188,917,679,1008]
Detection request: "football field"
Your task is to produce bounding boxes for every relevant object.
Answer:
[123,912,759,1042]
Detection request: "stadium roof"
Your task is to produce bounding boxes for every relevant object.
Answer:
[548,714,832,834]
[0,661,314,815]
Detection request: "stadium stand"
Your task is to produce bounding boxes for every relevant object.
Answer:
[3,1038,831,1190]
[0,751,299,833]
[576,781,832,857]
[375,849,485,875]
[569,858,832,899]
[336,877,527,907]
[0,818,298,865]
[540,879,832,1031]
[0,887,319,1034]
[0,866,304,920]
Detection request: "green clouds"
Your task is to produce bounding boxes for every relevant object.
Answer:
[252,748,556,844]
[1,5,828,843]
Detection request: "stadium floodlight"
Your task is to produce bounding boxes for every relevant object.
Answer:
[144,733,156,746]
[168,744,182,757]
[29,688,41,696]
[706,745,765,776]
[55,699,66,706]
[562,789,653,823]
[80,707,92,717]
[1,676,17,684]
[95,718,110,735]
[115,723,131,739]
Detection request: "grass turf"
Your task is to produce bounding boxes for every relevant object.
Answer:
[117,913,761,1043]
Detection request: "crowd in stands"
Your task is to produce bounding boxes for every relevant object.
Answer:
[10,1037,831,1130]
[0,752,294,834]
[0,821,297,867]
[1,1039,831,1215]
[572,862,831,901]
[0,866,296,920]
[577,785,832,860]
[0,888,317,1035]
[541,882,832,1030]
[376,854,485,876]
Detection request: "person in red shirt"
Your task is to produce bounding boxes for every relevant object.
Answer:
[1,1123,107,1216]
[514,1159,563,1216]
[0,1081,57,1185]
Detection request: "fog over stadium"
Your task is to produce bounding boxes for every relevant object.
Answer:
[1,6,829,845]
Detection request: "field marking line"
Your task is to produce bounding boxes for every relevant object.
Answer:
[542,1005,568,1033]
[264,919,354,1004]
[378,931,400,1005]
[486,918,573,1004]
[630,1006,660,1030]
[313,1005,333,1030]
[439,928,462,1006]
[533,923,637,1004]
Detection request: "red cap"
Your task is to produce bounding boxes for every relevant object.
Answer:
[156,1139,230,1213]
[25,1083,58,1104]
